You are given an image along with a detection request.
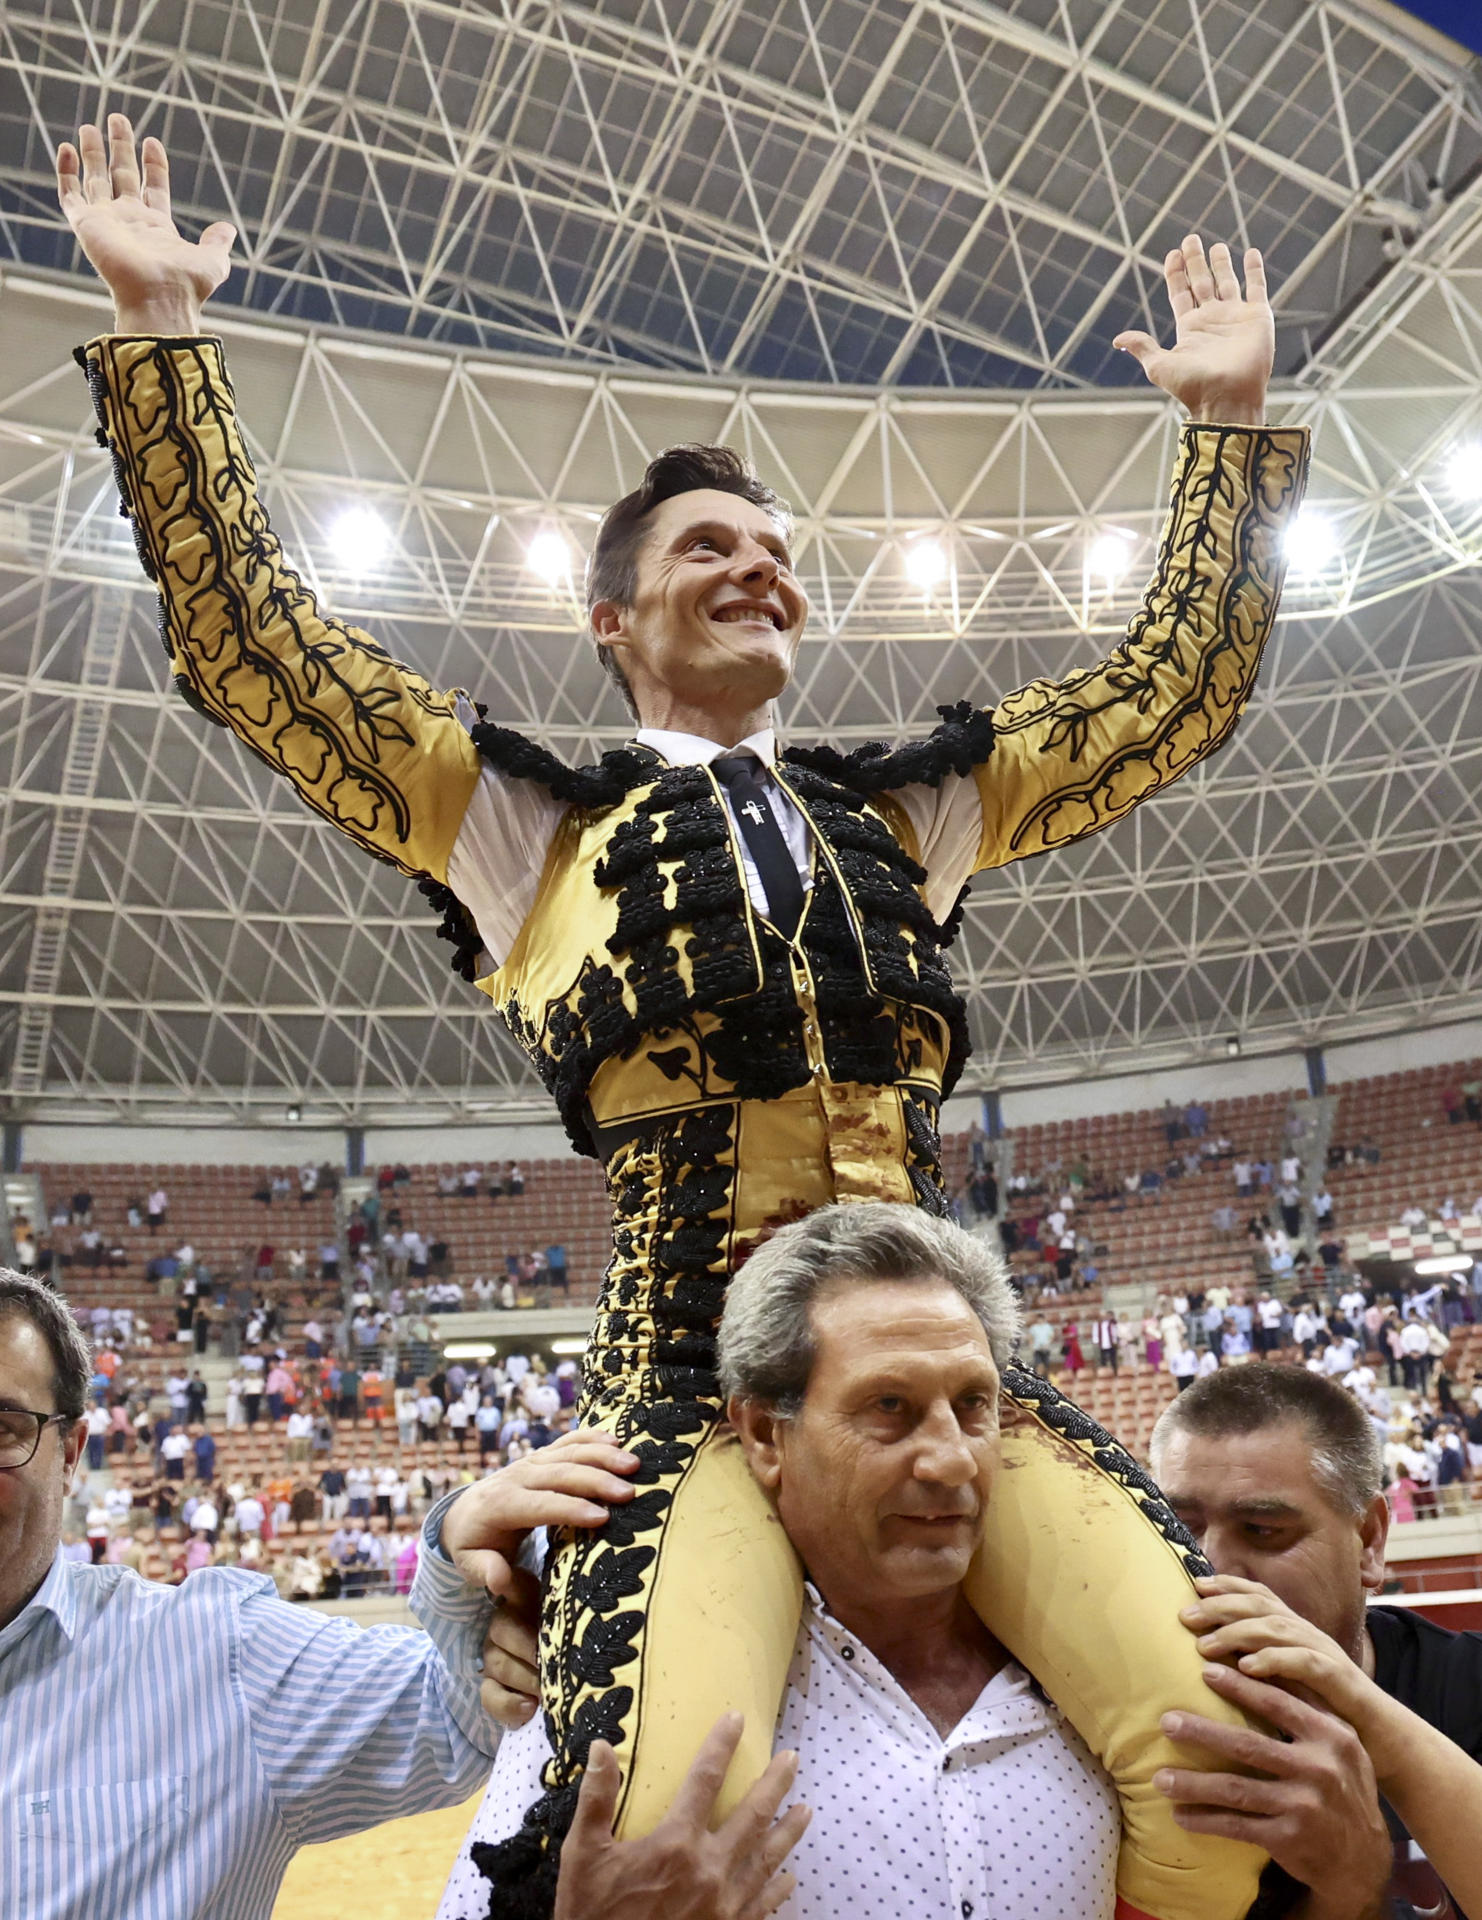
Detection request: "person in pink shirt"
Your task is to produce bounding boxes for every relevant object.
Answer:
[265,1363,294,1424]
[394,1533,419,1596]
[1387,1473,1417,1525]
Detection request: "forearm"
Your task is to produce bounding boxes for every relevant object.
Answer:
[241,1582,497,1849]
[1369,1704,1482,1915]
[411,1488,501,1755]
[78,333,480,881]
[976,421,1309,868]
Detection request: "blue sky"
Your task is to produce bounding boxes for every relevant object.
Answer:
[1393,2,1482,57]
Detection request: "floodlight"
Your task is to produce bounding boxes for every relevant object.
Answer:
[1087,532,1134,579]
[443,1341,497,1359]
[550,1338,589,1354]
[1414,1254,1472,1276]
[285,1103,302,1123]
[1225,1036,1241,1059]
[904,539,947,588]
[328,505,391,574]
[1284,509,1339,574]
[1445,443,1482,500]
[527,530,572,585]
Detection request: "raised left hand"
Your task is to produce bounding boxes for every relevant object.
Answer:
[1114,236,1274,427]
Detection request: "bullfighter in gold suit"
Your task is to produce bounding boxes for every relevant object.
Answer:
[59,115,1308,1920]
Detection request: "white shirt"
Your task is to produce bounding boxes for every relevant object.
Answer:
[446,721,986,965]
[234,1496,264,1533]
[437,1585,1117,1920]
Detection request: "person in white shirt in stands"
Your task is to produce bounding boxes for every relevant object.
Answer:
[161,1428,191,1481]
[418,1391,445,1444]
[445,1395,472,1451]
[443,1203,1121,1920]
[83,1402,111,1472]
[285,1407,315,1463]
[146,1186,168,1232]
[234,1492,265,1538]
[1399,1203,1427,1231]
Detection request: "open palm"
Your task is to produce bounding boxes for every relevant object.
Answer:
[57,116,235,328]
[1114,236,1274,425]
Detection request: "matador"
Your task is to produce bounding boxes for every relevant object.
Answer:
[60,116,1309,1920]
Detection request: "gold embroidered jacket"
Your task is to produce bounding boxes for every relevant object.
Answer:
[78,334,1310,1032]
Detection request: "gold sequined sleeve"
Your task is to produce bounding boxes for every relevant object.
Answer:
[975,422,1309,871]
[78,333,481,884]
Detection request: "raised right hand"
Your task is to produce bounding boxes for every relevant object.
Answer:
[57,114,235,334]
[555,1716,811,1920]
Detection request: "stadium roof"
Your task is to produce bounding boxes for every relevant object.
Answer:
[1,0,1482,1125]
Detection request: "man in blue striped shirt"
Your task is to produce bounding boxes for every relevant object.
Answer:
[0,1271,805,1920]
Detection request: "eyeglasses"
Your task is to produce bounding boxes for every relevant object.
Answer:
[0,1408,73,1470]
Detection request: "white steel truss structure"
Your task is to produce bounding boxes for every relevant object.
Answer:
[1,0,1482,1123]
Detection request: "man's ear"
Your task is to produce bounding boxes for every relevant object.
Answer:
[1357,1490,1390,1593]
[727,1393,786,1494]
[61,1417,87,1490]
[590,601,626,646]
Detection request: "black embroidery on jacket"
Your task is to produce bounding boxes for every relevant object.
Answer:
[781,698,994,789]
[1000,1364,1211,1574]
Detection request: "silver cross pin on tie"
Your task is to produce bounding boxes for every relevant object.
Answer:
[741,800,766,825]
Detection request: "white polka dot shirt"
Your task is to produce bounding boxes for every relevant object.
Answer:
[438,1584,1119,1920]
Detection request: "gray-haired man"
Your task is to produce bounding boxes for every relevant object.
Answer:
[442,1201,1127,1920]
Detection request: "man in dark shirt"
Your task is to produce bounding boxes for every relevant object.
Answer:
[1365,1604,1481,1912]
[1150,1364,1482,1918]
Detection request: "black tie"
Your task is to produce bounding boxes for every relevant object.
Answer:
[711,755,806,940]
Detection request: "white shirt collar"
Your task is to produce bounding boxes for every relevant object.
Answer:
[636,725,777,768]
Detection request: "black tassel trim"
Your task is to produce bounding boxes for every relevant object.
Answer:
[468,723,658,809]
[417,877,485,983]
[783,698,994,790]
[470,1782,578,1920]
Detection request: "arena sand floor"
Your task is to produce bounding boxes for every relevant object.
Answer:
[272,1796,482,1919]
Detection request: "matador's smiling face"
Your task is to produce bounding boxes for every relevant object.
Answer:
[591,487,809,724]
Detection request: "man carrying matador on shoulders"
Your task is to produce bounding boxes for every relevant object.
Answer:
[59,116,1308,1920]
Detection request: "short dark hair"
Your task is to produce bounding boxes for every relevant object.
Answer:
[586,445,793,719]
[1150,1362,1382,1515]
[0,1268,92,1421]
